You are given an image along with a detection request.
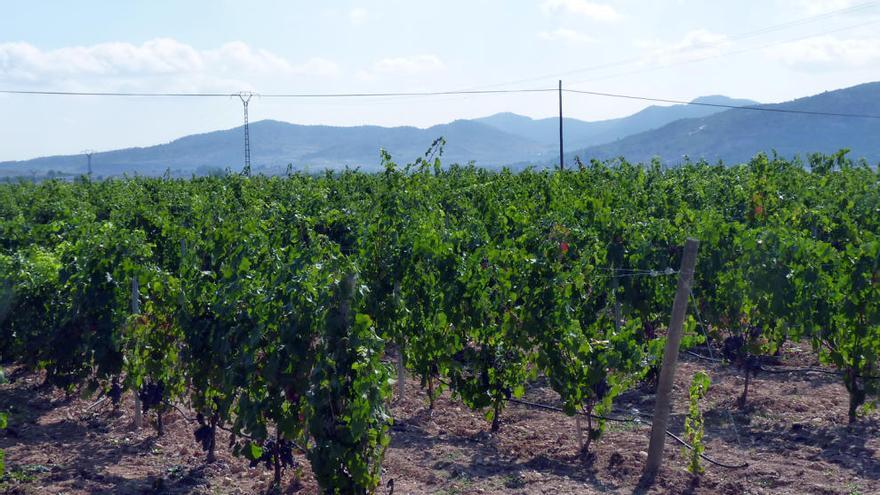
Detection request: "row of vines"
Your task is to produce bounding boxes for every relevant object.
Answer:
[1,150,878,492]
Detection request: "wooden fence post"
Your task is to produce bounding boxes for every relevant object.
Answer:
[393,281,405,400]
[643,238,699,482]
[131,276,143,429]
[575,415,584,453]
[178,239,186,306]
[612,269,621,332]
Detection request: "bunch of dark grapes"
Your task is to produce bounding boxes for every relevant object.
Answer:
[138,381,165,412]
[722,327,762,374]
[108,379,123,406]
[194,413,213,452]
[249,439,296,470]
[592,377,610,401]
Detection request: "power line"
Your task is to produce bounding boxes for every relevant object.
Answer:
[0,4,871,103]
[568,18,880,86]
[1,3,877,110]
[0,90,233,97]
[0,88,558,98]
[261,88,557,98]
[4,85,880,120]
[563,89,880,120]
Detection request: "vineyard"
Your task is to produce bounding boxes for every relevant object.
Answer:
[1,150,879,494]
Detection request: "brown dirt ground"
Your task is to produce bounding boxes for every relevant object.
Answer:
[1,342,879,494]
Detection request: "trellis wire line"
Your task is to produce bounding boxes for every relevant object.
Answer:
[507,398,748,469]
[688,290,714,353]
[595,267,677,274]
[612,269,679,279]
[689,288,745,448]
[686,350,723,363]
[509,397,634,423]
[687,289,880,377]
[165,400,309,453]
[757,364,880,380]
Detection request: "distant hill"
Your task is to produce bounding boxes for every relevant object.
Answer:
[0,119,550,177]
[5,82,880,177]
[0,93,758,177]
[575,82,880,165]
[474,95,759,151]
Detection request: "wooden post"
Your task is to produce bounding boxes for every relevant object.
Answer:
[178,239,186,306]
[612,270,621,332]
[131,276,143,429]
[643,238,699,481]
[394,281,405,400]
[397,352,406,400]
[575,415,584,453]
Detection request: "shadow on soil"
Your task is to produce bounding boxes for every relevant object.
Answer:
[391,416,619,493]
[1,378,214,494]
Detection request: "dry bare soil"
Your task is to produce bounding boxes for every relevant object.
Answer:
[1,343,878,494]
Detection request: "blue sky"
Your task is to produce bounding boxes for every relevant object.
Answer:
[2,0,880,161]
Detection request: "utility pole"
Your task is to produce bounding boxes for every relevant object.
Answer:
[81,149,95,177]
[558,80,564,171]
[238,92,254,175]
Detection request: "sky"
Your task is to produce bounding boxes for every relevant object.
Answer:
[1,0,880,161]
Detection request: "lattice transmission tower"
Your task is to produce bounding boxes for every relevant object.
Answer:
[238,92,254,175]
[81,149,95,177]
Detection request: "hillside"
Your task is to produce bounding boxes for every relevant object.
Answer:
[0,94,755,177]
[4,82,880,176]
[0,119,549,177]
[474,95,758,150]
[576,82,880,165]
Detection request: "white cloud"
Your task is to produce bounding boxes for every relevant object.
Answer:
[538,28,595,44]
[355,54,446,81]
[765,35,880,70]
[635,29,731,65]
[286,57,341,77]
[371,54,446,75]
[349,7,369,25]
[786,0,855,16]
[0,39,340,91]
[540,0,621,22]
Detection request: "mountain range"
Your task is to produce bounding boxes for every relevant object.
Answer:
[576,81,880,165]
[473,95,758,151]
[1,82,878,177]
